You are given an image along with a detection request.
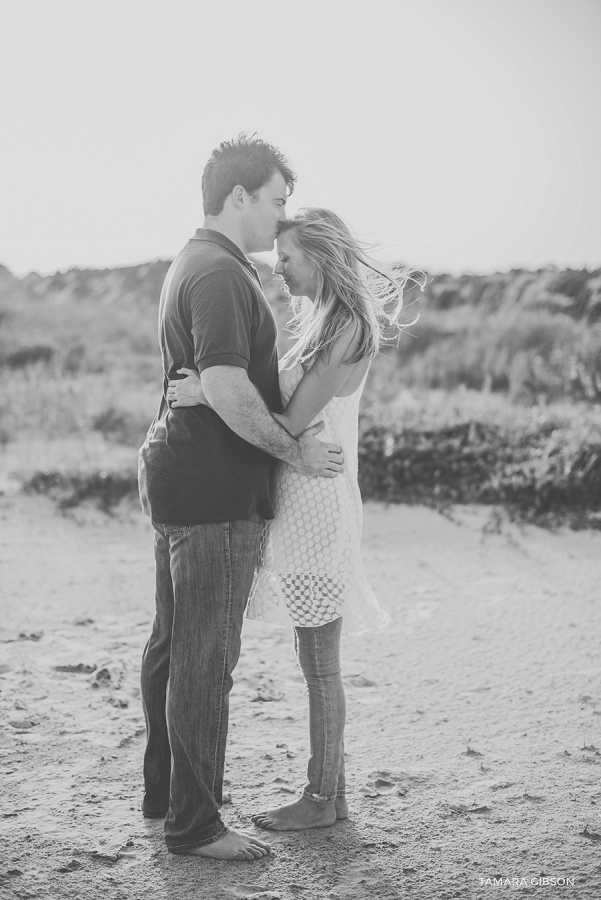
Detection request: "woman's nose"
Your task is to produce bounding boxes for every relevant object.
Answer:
[274,260,283,275]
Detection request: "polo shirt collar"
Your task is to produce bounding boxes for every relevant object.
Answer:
[191,228,252,268]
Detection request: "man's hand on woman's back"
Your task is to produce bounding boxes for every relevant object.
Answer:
[295,422,344,478]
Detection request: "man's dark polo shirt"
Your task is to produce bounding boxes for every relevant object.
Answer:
[138,229,282,525]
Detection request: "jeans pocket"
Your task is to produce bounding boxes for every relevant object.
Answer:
[163,524,192,536]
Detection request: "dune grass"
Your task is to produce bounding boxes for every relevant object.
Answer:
[2,271,601,526]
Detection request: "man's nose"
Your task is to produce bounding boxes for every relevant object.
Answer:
[274,260,283,275]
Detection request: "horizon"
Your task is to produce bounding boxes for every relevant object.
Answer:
[3,252,599,282]
[2,0,601,277]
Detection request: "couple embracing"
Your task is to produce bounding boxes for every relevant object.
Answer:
[138,134,411,860]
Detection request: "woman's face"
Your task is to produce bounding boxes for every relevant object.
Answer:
[274,230,318,300]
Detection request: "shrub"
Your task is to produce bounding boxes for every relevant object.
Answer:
[24,470,139,513]
[92,406,149,445]
[0,344,55,368]
[357,414,601,528]
[393,311,601,403]
[61,343,88,374]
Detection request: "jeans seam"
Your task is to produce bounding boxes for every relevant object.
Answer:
[210,522,232,799]
[315,628,330,798]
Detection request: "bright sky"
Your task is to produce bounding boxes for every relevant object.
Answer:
[2,0,600,276]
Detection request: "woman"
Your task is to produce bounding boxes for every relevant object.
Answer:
[168,208,416,831]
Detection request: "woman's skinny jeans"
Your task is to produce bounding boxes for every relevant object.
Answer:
[294,616,345,804]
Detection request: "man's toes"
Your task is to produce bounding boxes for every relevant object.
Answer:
[249,837,270,850]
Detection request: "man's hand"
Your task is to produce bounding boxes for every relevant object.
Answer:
[295,422,344,478]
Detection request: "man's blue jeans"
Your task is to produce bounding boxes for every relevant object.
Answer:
[140,519,263,852]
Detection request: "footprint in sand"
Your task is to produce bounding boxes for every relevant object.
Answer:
[53,663,96,673]
[271,776,296,794]
[348,675,377,688]
[363,769,428,798]
[9,718,37,731]
[329,864,382,898]
[374,778,396,794]
[227,887,282,900]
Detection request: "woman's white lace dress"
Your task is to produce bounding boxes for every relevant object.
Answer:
[246,361,390,636]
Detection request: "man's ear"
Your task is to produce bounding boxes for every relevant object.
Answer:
[231,184,246,209]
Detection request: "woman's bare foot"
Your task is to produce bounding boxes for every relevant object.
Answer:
[251,796,337,831]
[184,830,270,860]
[335,796,349,819]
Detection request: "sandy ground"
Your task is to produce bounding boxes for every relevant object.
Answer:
[1,495,601,900]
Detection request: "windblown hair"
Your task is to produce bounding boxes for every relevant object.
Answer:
[279,208,422,371]
[202,133,296,216]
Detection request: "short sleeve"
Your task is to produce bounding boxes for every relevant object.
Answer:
[189,269,254,373]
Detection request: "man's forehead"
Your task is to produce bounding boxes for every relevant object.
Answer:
[263,171,288,198]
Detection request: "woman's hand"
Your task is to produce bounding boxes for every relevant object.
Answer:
[167,367,213,408]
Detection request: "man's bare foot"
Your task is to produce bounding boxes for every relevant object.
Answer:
[335,796,348,820]
[183,830,270,860]
[251,796,337,831]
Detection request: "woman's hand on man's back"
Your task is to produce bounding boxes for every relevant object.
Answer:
[167,367,212,408]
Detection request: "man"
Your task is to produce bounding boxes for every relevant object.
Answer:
[138,135,343,860]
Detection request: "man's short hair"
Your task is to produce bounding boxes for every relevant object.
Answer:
[202,133,296,216]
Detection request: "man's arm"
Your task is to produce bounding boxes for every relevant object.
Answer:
[201,366,343,478]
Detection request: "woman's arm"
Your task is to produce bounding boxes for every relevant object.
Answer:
[276,328,363,437]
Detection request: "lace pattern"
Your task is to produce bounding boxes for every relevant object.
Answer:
[246,362,390,637]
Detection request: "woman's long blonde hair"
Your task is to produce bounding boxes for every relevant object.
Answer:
[279,208,422,371]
